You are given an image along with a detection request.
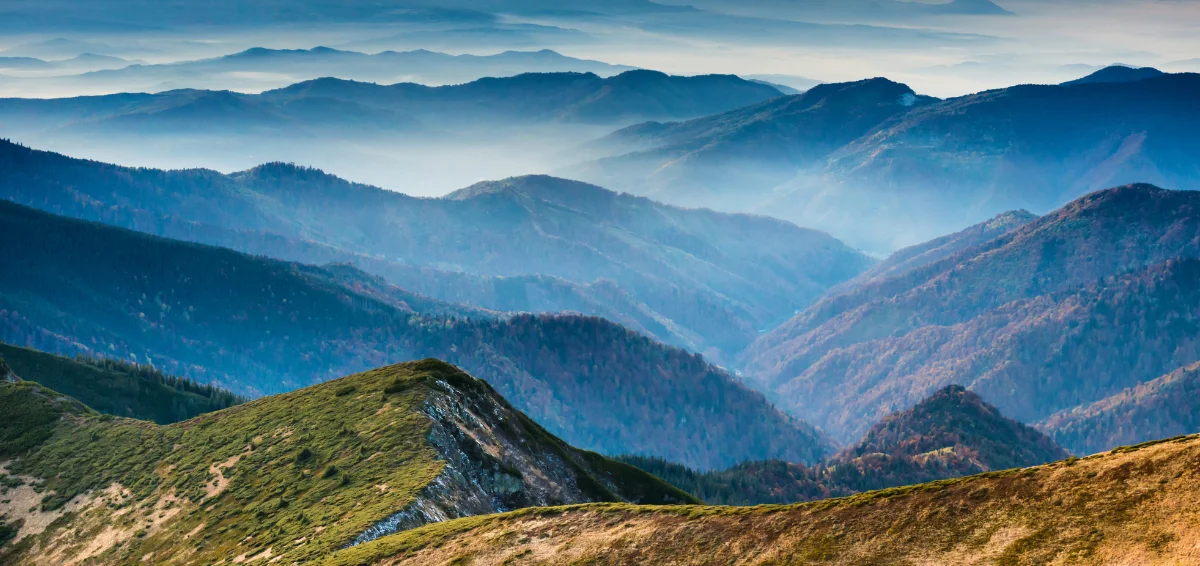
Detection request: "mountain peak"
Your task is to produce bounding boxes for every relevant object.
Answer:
[446,175,612,202]
[0,359,695,563]
[843,385,1069,471]
[1064,65,1166,85]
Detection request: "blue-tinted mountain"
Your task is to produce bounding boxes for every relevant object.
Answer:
[576,72,1200,252]
[567,78,934,206]
[0,198,836,470]
[0,141,869,361]
[21,48,637,97]
[1063,65,1166,85]
[0,69,780,135]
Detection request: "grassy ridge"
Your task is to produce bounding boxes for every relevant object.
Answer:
[1,362,445,563]
[330,434,1200,565]
[0,359,696,565]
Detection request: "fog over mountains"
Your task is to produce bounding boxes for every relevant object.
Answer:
[3,2,1200,563]
[571,69,1200,252]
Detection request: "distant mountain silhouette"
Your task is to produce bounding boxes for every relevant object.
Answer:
[573,72,1200,252]
[1063,65,1166,85]
[17,48,637,96]
[0,69,782,135]
[567,78,933,206]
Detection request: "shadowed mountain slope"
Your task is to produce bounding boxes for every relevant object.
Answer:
[0,200,833,470]
[0,141,871,360]
[744,184,1200,445]
[620,385,1067,505]
[1042,363,1200,456]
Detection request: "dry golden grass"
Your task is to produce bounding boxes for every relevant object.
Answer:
[331,435,1200,566]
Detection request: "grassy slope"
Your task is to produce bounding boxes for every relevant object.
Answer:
[332,435,1200,565]
[0,359,691,565]
[1,361,443,564]
[0,343,243,424]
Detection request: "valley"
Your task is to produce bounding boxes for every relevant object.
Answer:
[2,3,1200,562]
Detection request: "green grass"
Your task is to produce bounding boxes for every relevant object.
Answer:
[0,343,244,424]
[1,360,450,563]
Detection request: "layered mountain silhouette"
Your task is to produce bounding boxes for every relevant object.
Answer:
[622,385,1067,505]
[0,360,695,564]
[567,77,935,207]
[1063,65,1166,85]
[743,184,1200,453]
[0,69,782,134]
[6,48,637,97]
[0,141,870,361]
[845,209,1038,287]
[0,200,834,470]
[572,71,1200,252]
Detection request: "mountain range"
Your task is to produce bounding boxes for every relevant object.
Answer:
[569,68,1200,252]
[0,198,834,470]
[0,359,695,564]
[0,140,870,362]
[0,69,781,133]
[622,384,1067,505]
[742,184,1200,456]
[0,47,639,97]
[0,68,786,192]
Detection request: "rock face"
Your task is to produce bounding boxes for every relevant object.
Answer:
[0,359,694,565]
[351,363,696,545]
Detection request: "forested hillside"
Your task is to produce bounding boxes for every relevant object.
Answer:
[0,140,870,361]
[1042,363,1200,456]
[620,385,1066,505]
[0,344,244,423]
[0,200,832,469]
[744,184,1200,451]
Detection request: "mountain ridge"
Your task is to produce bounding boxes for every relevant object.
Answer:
[0,198,834,470]
[0,140,871,360]
[0,359,696,564]
[742,183,1200,450]
[327,433,1200,565]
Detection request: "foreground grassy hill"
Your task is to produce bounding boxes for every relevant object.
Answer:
[329,434,1200,565]
[0,360,694,565]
